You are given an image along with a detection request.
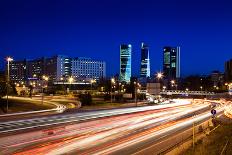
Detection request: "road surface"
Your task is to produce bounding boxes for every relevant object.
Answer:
[0,99,225,155]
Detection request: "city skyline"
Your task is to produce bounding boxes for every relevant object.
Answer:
[7,55,106,84]
[1,0,232,76]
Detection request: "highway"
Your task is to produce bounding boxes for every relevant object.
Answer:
[0,99,225,155]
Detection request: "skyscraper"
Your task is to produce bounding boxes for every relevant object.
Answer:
[140,42,150,78]
[163,46,180,79]
[120,44,132,83]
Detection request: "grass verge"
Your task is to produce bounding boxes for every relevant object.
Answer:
[0,98,55,114]
[184,115,232,155]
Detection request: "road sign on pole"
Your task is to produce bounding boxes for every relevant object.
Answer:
[211,109,216,117]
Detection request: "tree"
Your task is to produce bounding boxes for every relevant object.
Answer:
[0,82,6,112]
[79,92,92,106]
[0,81,7,98]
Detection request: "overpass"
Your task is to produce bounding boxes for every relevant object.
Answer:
[160,90,215,96]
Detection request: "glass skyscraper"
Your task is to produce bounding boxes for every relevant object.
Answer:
[163,46,180,79]
[120,44,132,83]
[140,42,150,78]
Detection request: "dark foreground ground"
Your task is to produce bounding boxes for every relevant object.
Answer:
[184,115,232,155]
[0,98,54,114]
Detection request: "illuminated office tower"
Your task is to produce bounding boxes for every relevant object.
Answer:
[163,46,180,79]
[120,44,132,83]
[140,42,150,78]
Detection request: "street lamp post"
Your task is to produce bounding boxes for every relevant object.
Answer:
[156,72,164,93]
[171,80,175,90]
[60,77,65,95]
[200,86,203,91]
[111,78,115,103]
[118,82,121,93]
[134,81,137,106]
[6,57,13,113]
[90,79,96,94]
[41,75,49,104]
[68,77,74,94]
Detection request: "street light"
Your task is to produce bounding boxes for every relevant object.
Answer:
[41,75,49,104]
[69,77,74,84]
[6,57,13,113]
[156,72,163,81]
[163,86,166,91]
[200,86,203,91]
[90,79,96,93]
[171,80,175,90]
[118,82,121,93]
[134,81,138,106]
[68,77,74,93]
[111,78,115,103]
[60,77,66,95]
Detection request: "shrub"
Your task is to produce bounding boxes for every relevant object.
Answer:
[79,93,92,106]
[104,93,111,101]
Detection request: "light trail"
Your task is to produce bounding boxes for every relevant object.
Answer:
[2,99,213,155]
[2,105,189,154]
[0,99,192,134]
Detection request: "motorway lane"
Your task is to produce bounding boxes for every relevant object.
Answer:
[0,100,213,155]
[1,104,192,154]
[0,99,192,134]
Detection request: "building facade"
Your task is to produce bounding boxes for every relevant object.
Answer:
[71,57,106,81]
[8,55,105,85]
[210,70,224,87]
[8,59,27,83]
[27,57,46,80]
[120,44,132,83]
[45,56,58,82]
[54,55,71,81]
[163,46,180,80]
[225,59,232,82]
[140,42,150,78]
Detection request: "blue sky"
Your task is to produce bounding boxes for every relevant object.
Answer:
[1,0,232,76]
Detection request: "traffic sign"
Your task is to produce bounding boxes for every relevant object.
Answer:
[211,109,216,115]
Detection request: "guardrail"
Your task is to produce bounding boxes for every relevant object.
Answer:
[160,90,215,95]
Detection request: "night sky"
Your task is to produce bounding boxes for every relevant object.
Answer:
[1,0,232,76]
